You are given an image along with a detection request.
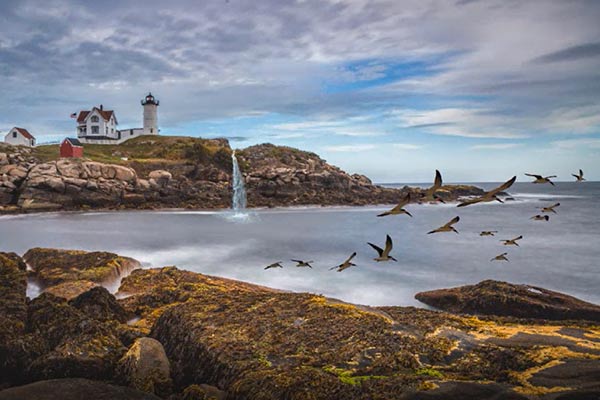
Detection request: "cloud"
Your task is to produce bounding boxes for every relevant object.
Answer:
[550,138,600,149]
[323,144,377,152]
[469,143,521,150]
[392,143,422,150]
[393,108,529,139]
[532,42,600,64]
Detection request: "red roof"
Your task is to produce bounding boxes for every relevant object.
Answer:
[14,127,35,140]
[76,107,116,124]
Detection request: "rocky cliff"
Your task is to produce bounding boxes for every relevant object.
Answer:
[0,137,484,213]
[1,249,599,399]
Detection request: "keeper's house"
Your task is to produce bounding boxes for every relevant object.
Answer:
[4,127,36,147]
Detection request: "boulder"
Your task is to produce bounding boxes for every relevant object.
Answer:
[26,293,127,381]
[24,247,141,287]
[0,378,161,400]
[69,286,131,323]
[0,253,28,385]
[415,280,600,321]
[117,337,172,397]
[180,384,226,400]
[43,280,98,300]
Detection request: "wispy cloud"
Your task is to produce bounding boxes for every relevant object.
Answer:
[470,143,522,150]
[393,143,422,150]
[393,108,529,139]
[323,144,377,152]
[551,138,600,149]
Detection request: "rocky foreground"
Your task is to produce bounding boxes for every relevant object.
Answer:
[0,137,483,213]
[1,249,599,399]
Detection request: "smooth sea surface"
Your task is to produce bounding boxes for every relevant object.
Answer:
[1,182,598,307]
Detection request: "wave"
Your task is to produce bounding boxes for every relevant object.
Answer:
[510,193,585,199]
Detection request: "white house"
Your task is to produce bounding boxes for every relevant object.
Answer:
[75,93,159,145]
[4,127,36,147]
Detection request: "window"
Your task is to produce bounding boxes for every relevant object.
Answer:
[12,132,17,138]
[106,127,108,134]
[91,116,99,122]
[91,126,99,134]
[150,128,153,133]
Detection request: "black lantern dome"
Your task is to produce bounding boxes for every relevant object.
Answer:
[141,92,159,106]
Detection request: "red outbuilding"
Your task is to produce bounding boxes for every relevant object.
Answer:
[60,137,84,158]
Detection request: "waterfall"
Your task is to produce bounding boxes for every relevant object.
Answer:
[231,151,247,212]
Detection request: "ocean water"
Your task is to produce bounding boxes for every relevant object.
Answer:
[1,182,598,307]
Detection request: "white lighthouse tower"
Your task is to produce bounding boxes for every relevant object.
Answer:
[141,92,159,135]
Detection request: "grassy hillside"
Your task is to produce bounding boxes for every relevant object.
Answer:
[33,135,232,165]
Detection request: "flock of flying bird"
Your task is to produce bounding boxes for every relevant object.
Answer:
[264,169,586,271]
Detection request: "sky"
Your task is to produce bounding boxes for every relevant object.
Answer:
[1,0,599,182]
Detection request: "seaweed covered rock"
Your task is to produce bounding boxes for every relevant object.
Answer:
[0,378,162,400]
[69,286,130,323]
[415,280,600,321]
[24,247,140,288]
[116,267,600,399]
[178,384,227,400]
[26,292,127,381]
[0,252,29,387]
[117,337,172,397]
[44,280,98,300]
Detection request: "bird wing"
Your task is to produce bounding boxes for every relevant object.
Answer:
[457,197,483,207]
[344,252,357,264]
[427,228,440,234]
[572,174,578,179]
[368,242,384,257]
[383,235,393,257]
[488,176,517,196]
[448,216,460,226]
[551,203,560,208]
[433,170,443,189]
[513,235,523,241]
[580,169,584,177]
[525,173,542,179]
[546,175,557,178]
[395,192,411,208]
[291,259,303,263]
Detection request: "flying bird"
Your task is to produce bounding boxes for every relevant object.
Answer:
[525,173,557,186]
[367,234,397,262]
[264,262,283,270]
[541,203,560,214]
[490,253,509,262]
[330,252,357,272]
[480,231,498,237]
[291,259,314,268]
[572,169,585,182]
[428,216,460,234]
[501,235,523,246]
[530,215,550,221]
[419,170,445,203]
[457,176,516,207]
[377,193,413,217]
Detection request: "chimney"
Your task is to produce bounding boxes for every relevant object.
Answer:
[100,104,103,110]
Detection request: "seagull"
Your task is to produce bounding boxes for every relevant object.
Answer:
[530,215,550,221]
[525,173,557,186]
[490,253,509,262]
[428,216,460,234]
[572,169,585,182]
[291,259,314,268]
[377,193,413,217]
[330,252,357,272]
[419,170,445,203]
[264,262,283,270]
[480,231,498,236]
[501,235,523,246]
[367,235,397,262]
[457,176,516,207]
[541,203,560,214]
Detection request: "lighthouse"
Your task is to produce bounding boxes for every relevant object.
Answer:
[141,92,159,135]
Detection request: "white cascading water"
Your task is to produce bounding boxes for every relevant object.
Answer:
[231,151,247,212]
